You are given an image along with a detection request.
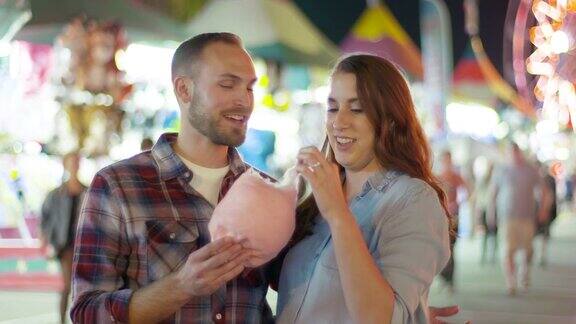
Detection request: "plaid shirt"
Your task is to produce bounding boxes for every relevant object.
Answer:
[71,133,274,323]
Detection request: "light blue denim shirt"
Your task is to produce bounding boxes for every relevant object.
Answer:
[277,171,450,324]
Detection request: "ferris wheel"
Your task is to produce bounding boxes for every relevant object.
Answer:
[508,0,576,129]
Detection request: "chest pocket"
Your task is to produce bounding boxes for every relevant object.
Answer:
[146,220,200,281]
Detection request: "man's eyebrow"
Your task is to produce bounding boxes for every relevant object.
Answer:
[218,73,241,80]
[219,74,258,85]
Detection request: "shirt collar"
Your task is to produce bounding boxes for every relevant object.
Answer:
[360,169,402,197]
[151,132,248,181]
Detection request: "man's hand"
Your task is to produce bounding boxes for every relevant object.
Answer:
[430,305,470,324]
[128,236,254,324]
[175,236,253,298]
[40,240,55,258]
[538,209,549,226]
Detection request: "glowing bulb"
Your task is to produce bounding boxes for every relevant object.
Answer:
[527,61,554,76]
[555,147,570,160]
[0,41,11,57]
[536,119,559,134]
[551,30,570,53]
[115,49,127,71]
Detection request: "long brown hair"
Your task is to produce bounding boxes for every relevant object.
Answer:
[292,54,452,244]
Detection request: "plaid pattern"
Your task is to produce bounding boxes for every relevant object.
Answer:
[71,133,273,323]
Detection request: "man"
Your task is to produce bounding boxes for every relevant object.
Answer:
[489,143,550,295]
[41,152,86,324]
[71,32,460,323]
[71,33,268,323]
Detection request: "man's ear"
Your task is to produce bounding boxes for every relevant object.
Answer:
[174,76,194,104]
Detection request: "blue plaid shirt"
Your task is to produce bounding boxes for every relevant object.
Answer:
[71,133,273,323]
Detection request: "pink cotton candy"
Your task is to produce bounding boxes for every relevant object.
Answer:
[208,169,298,267]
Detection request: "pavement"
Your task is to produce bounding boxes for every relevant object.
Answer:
[429,212,576,324]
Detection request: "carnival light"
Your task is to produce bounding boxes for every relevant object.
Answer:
[446,102,500,138]
[0,41,11,57]
[494,122,511,140]
[527,0,576,131]
[551,30,570,53]
[555,147,570,160]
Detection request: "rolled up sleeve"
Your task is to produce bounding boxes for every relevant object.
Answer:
[71,172,132,323]
[374,183,450,323]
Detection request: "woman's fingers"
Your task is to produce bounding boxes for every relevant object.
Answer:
[295,164,316,184]
[298,147,329,168]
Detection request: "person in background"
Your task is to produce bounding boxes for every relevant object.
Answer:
[473,161,498,265]
[40,152,86,324]
[536,163,557,268]
[489,143,551,295]
[437,150,469,293]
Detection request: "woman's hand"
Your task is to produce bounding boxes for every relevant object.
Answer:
[295,146,348,223]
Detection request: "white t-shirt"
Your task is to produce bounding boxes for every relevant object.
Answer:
[177,154,230,206]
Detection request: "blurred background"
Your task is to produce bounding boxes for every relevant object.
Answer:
[0,0,575,323]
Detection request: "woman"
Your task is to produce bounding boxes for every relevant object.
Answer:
[276,55,452,324]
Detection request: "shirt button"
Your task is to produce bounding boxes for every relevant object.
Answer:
[169,233,176,240]
[215,313,222,320]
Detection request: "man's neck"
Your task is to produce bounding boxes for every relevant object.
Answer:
[66,178,83,195]
[175,128,229,168]
[513,157,525,166]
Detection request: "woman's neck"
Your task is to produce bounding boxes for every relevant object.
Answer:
[344,167,385,201]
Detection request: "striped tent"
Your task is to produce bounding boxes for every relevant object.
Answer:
[452,42,495,104]
[340,2,423,80]
[187,0,339,67]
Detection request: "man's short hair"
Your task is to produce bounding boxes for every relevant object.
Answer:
[171,32,243,81]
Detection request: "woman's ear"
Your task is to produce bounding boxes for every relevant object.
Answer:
[174,76,194,104]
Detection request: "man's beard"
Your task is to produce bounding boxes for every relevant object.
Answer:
[186,93,247,147]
